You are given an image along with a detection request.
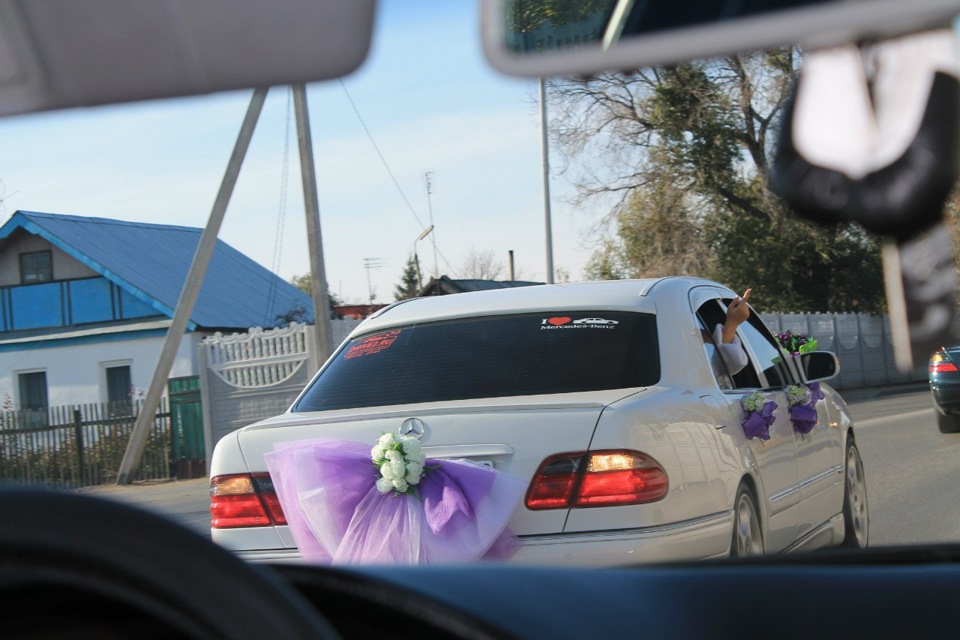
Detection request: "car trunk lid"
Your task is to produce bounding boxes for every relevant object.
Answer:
[234,389,640,541]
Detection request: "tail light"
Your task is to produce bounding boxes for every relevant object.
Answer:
[526,450,668,510]
[210,473,287,528]
[930,351,958,374]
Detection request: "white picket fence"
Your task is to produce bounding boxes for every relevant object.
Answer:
[199,320,362,455]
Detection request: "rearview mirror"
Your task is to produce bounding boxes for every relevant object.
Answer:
[799,351,839,383]
[481,0,960,76]
[0,0,375,116]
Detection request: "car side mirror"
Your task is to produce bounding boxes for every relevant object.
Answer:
[799,351,838,382]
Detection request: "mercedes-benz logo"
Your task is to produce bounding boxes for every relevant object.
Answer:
[399,417,425,439]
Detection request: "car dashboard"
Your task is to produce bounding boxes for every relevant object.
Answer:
[0,489,956,640]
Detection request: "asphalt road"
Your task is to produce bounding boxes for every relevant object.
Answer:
[841,384,960,546]
[77,476,212,536]
[77,383,948,549]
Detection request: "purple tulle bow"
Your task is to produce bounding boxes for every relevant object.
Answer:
[263,438,526,565]
[807,382,824,403]
[742,400,778,440]
[790,383,824,434]
[789,403,818,434]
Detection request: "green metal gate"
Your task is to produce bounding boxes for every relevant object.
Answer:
[168,376,205,479]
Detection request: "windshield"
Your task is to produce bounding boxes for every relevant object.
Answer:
[293,311,659,411]
[0,0,952,576]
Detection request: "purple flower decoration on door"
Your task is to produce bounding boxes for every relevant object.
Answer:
[786,383,825,434]
[741,391,778,441]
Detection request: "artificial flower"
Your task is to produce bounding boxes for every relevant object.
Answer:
[775,330,818,355]
[372,432,426,496]
[786,384,810,407]
[742,391,767,414]
[741,391,777,440]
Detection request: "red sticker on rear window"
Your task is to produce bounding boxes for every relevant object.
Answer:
[346,330,401,359]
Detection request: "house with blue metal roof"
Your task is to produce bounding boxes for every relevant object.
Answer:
[0,210,314,411]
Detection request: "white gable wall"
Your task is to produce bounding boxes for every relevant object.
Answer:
[0,231,98,287]
[0,330,204,408]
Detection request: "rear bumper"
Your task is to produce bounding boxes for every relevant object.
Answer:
[931,380,960,413]
[513,512,733,566]
[217,511,735,567]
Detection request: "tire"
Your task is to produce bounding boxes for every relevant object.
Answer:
[731,483,763,557]
[841,440,869,549]
[937,411,960,434]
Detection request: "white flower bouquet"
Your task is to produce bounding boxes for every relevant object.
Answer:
[742,391,767,414]
[785,384,810,407]
[371,432,426,496]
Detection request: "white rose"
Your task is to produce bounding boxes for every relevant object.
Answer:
[370,445,384,462]
[378,433,395,448]
[385,449,402,463]
[379,462,396,479]
[376,477,394,494]
[405,462,422,484]
[389,459,406,479]
[400,436,421,454]
[392,477,408,493]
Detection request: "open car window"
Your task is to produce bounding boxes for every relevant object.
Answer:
[721,298,797,389]
[696,298,795,390]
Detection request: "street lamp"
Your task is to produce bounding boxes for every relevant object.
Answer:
[414,224,434,291]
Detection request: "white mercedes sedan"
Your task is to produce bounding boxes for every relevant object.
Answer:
[209,277,868,565]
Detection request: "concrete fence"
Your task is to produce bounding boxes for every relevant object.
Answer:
[762,312,929,390]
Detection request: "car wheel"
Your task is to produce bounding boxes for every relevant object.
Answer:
[731,484,763,557]
[937,411,960,434]
[841,440,869,549]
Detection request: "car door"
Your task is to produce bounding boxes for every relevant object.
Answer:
[725,301,842,547]
[691,291,801,552]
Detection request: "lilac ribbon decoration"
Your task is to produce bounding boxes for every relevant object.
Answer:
[742,400,777,440]
[789,403,818,434]
[421,461,495,535]
[265,439,525,564]
[790,383,824,434]
[807,382,824,403]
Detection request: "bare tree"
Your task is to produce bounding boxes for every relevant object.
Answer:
[455,248,505,280]
[549,52,884,311]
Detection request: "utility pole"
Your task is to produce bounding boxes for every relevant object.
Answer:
[116,87,268,485]
[293,83,334,366]
[363,257,384,304]
[414,225,434,290]
[539,77,555,284]
[425,172,438,278]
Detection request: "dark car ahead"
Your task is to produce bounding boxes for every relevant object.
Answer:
[930,347,960,432]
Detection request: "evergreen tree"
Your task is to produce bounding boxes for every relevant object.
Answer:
[394,255,420,301]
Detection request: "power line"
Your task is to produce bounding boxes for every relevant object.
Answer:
[339,81,456,279]
[339,80,426,229]
[264,87,294,326]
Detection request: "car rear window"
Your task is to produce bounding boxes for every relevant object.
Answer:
[293,311,659,411]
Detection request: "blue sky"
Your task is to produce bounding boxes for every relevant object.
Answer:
[0,1,596,305]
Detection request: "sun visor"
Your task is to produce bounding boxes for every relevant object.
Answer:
[0,0,376,116]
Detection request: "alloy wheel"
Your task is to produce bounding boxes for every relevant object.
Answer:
[733,487,763,557]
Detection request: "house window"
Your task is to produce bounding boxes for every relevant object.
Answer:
[18,371,48,426]
[20,251,52,284]
[105,365,133,409]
